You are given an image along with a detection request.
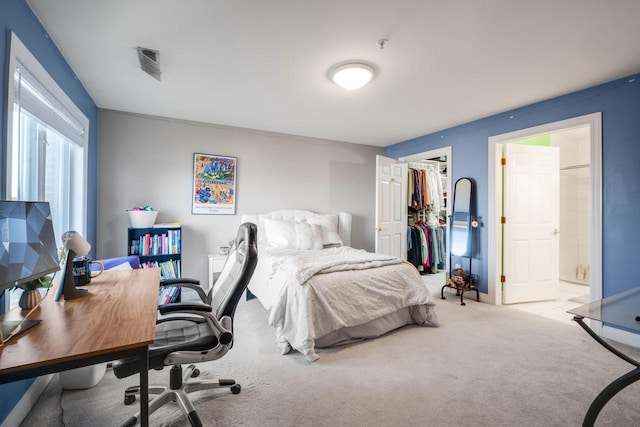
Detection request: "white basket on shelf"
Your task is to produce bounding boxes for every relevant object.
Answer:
[128,210,158,228]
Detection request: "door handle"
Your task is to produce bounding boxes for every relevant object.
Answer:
[376,227,383,232]
[553,229,560,235]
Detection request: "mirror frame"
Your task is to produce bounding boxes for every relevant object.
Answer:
[450,177,475,257]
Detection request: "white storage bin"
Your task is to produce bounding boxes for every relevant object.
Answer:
[59,362,107,390]
[128,210,158,228]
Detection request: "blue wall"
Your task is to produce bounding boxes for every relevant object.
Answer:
[386,74,640,300]
[1,0,98,423]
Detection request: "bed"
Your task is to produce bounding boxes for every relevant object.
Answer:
[241,209,439,362]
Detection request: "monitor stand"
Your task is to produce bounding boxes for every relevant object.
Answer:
[1,319,42,341]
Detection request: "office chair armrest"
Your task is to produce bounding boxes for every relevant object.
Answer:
[206,313,233,346]
[161,278,200,286]
[159,301,212,315]
[159,306,234,346]
[160,278,208,303]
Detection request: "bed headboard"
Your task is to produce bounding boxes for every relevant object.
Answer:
[240,210,352,247]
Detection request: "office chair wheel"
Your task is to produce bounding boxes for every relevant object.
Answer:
[188,410,203,427]
[231,384,241,394]
[124,394,136,405]
[191,368,200,378]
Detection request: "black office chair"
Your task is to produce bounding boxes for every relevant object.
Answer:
[113,222,258,427]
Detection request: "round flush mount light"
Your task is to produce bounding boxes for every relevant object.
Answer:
[329,62,375,90]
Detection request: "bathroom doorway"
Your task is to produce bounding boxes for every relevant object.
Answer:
[487,113,602,310]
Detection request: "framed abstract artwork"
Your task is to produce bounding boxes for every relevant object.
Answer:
[192,153,237,215]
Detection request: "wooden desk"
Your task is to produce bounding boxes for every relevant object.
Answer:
[0,268,160,427]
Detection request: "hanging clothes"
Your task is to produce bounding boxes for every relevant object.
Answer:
[407,163,447,273]
[407,226,422,269]
[408,166,444,215]
[406,222,447,273]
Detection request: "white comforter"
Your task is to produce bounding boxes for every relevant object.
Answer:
[254,246,439,362]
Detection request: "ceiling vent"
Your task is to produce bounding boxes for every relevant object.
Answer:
[137,47,161,81]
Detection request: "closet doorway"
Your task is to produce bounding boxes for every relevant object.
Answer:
[400,146,452,275]
[375,146,451,273]
[488,113,602,307]
[375,147,452,274]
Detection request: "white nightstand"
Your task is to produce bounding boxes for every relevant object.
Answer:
[208,254,227,287]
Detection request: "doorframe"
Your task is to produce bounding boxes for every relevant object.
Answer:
[487,113,602,306]
[399,146,452,272]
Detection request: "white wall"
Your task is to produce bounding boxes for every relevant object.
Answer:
[97,110,382,284]
[552,127,591,284]
[559,169,591,282]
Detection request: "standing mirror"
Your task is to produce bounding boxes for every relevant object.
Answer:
[443,177,479,305]
[450,178,473,256]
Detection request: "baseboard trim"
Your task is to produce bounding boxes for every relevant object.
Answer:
[602,325,640,349]
[1,374,53,427]
[479,292,489,304]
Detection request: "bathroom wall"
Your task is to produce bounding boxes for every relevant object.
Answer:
[552,128,590,284]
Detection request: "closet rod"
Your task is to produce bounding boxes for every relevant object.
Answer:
[408,161,437,171]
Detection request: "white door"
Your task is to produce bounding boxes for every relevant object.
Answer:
[375,155,407,259]
[502,144,560,304]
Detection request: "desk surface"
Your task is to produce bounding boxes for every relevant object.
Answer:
[0,268,160,378]
[568,287,640,333]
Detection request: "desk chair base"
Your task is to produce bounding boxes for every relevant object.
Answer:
[121,364,241,427]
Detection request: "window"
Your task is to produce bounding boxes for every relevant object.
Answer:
[4,33,89,309]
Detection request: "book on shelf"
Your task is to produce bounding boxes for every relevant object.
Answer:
[158,285,180,305]
[168,286,180,303]
[140,259,181,280]
[158,285,171,305]
[153,222,181,228]
[131,229,181,256]
[150,259,181,304]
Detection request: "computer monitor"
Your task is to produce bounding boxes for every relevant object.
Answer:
[0,201,60,339]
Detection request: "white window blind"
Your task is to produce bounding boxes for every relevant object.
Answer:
[13,60,86,146]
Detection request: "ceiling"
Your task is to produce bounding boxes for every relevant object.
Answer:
[26,0,640,147]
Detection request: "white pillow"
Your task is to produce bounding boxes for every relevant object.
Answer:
[295,222,323,250]
[305,215,343,247]
[263,218,297,248]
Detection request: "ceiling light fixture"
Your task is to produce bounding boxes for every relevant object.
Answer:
[329,62,375,90]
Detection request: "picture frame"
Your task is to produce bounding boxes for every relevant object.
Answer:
[192,153,237,215]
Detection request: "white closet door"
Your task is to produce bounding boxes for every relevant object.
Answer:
[502,144,560,304]
[375,155,407,259]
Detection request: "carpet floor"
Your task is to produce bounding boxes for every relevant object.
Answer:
[20,294,640,427]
